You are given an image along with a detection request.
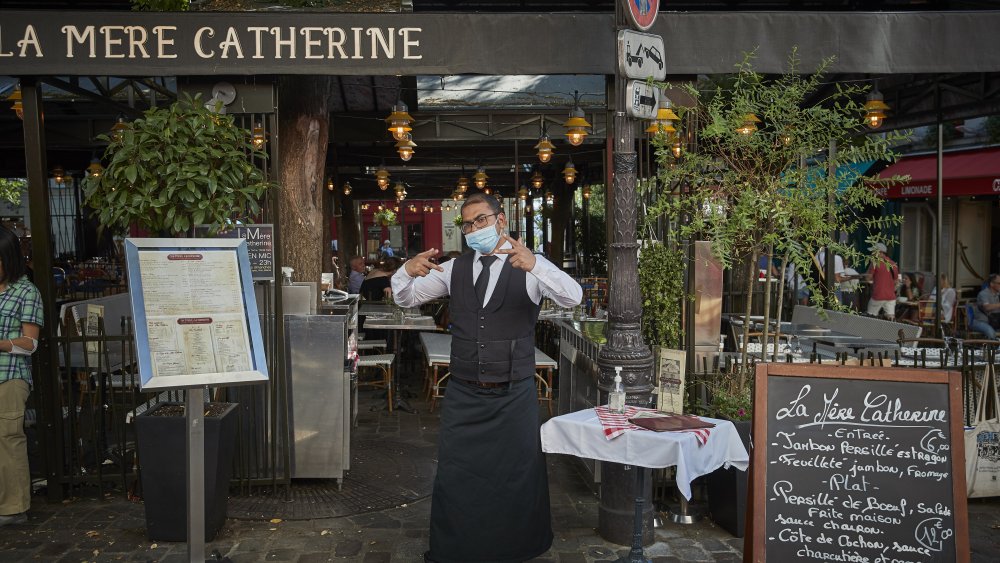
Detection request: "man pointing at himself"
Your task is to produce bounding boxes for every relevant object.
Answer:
[392,193,582,562]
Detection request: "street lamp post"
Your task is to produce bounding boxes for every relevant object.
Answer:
[595,2,657,537]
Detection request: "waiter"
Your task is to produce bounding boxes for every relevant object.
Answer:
[392,193,582,563]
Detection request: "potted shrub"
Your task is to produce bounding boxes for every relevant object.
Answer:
[700,369,753,537]
[81,93,272,236]
[374,208,398,227]
[134,401,239,542]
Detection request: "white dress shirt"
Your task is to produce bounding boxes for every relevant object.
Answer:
[392,242,583,309]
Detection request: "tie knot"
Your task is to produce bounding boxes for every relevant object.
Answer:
[479,255,498,267]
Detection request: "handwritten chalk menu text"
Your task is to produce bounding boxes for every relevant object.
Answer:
[751,364,969,563]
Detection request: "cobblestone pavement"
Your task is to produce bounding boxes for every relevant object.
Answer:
[2,381,998,562]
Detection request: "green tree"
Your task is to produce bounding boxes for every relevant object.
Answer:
[0,178,26,205]
[646,50,909,379]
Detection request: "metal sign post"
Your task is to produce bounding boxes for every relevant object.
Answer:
[187,388,206,563]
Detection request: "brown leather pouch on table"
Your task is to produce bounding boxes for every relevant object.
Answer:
[627,415,716,432]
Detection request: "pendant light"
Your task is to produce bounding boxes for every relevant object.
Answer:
[531,169,544,190]
[534,124,556,163]
[251,122,266,150]
[375,165,391,190]
[518,185,529,201]
[863,84,890,129]
[582,184,591,200]
[385,100,414,141]
[645,96,679,136]
[562,90,591,146]
[473,166,489,190]
[86,159,104,179]
[456,170,470,194]
[110,116,130,142]
[7,85,23,120]
[395,133,417,162]
[563,160,577,185]
[735,113,761,136]
[342,181,353,196]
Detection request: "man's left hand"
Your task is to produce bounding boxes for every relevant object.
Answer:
[495,235,536,272]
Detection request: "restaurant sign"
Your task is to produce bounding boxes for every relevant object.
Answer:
[0,11,613,76]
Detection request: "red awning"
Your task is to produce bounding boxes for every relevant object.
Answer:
[875,147,1000,199]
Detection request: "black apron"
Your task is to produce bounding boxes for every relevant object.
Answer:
[427,377,553,563]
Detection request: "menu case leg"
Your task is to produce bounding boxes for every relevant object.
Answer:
[186,387,206,563]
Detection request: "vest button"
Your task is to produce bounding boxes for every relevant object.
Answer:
[481,368,486,374]
[480,316,485,320]
[480,325,485,329]
[480,344,485,349]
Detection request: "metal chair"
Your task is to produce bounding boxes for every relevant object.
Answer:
[356,353,395,412]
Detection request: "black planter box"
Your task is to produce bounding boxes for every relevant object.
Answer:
[135,402,238,542]
[706,419,751,538]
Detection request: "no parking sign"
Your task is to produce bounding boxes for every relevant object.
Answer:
[622,0,659,31]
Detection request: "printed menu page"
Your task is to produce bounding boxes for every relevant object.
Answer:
[138,250,253,377]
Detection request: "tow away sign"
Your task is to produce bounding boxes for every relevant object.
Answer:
[617,30,665,81]
[627,80,660,120]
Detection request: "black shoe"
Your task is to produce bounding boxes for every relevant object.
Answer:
[0,513,27,527]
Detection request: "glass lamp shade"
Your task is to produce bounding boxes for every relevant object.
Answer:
[86,160,104,178]
[251,123,266,149]
[531,170,544,190]
[375,167,391,190]
[456,175,470,194]
[473,167,489,189]
[563,161,577,185]
[518,186,529,200]
[863,94,890,129]
[385,102,414,141]
[534,135,556,163]
[342,182,353,196]
[110,117,129,142]
[582,185,591,199]
[736,113,761,135]
[563,106,591,146]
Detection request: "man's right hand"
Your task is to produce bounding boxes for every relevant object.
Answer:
[405,248,444,277]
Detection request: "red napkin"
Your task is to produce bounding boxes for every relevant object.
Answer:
[594,405,712,445]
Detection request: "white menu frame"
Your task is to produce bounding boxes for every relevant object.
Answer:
[125,238,268,390]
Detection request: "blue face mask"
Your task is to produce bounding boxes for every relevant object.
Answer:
[465,223,501,255]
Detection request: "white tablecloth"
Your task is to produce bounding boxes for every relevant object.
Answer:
[540,409,749,500]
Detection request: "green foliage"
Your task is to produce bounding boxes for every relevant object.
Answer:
[82,94,272,236]
[638,240,684,349]
[985,116,1000,144]
[574,184,607,275]
[132,0,189,10]
[0,178,26,205]
[645,49,908,315]
[375,208,398,226]
[700,370,753,421]
[452,213,464,227]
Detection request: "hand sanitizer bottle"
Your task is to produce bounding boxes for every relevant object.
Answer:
[609,367,626,414]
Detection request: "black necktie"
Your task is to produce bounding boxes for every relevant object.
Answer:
[475,255,498,307]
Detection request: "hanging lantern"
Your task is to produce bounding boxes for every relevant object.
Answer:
[342,181,353,196]
[531,170,544,190]
[251,122,266,150]
[645,98,680,136]
[385,101,414,141]
[735,113,761,135]
[86,159,104,179]
[563,90,591,146]
[110,116,129,142]
[361,203,370,211]
[7,85,23,120]
[671,138,683,158]
[863,88,890,129]
[456,173,470,194]
[326,177,335,191]
[473,166,489,189]
[395,133,417,162]
[544,190,554,204]
[534,133,556,163]
[582,184,591,200]
[518,185,529,201]
[51,165,66,185]
[375,166,391,190]
[562,160,577,185]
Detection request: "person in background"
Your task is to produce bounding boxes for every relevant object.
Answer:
[896,272,921,322]
[348,256,366,294]
[815,247,846,301]
[931,273,957,325]
[380,240,394,258]
[865,243,899,320]
[785,261,809,305]
[360,257,399,301]
[0,226,44,527]
[972,273,1000,339]
[392,193,582,563]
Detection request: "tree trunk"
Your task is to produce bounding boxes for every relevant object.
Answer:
[739,256,756,387]
[277,76,332,287]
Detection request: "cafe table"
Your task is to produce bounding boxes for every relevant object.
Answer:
[418,331,558,414]
[540,409,749,562]
[362,312,444,413]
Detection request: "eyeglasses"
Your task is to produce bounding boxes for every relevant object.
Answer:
[460,212,499,235]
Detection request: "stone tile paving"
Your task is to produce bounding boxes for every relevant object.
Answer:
[2,384,998,562]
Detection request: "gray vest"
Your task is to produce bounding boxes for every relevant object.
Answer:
[449,251,540,383]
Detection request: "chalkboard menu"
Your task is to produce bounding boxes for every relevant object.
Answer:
[750,364,969,563]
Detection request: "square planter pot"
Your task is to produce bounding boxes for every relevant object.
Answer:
[135,402,239,542]
[706,418,751,537]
